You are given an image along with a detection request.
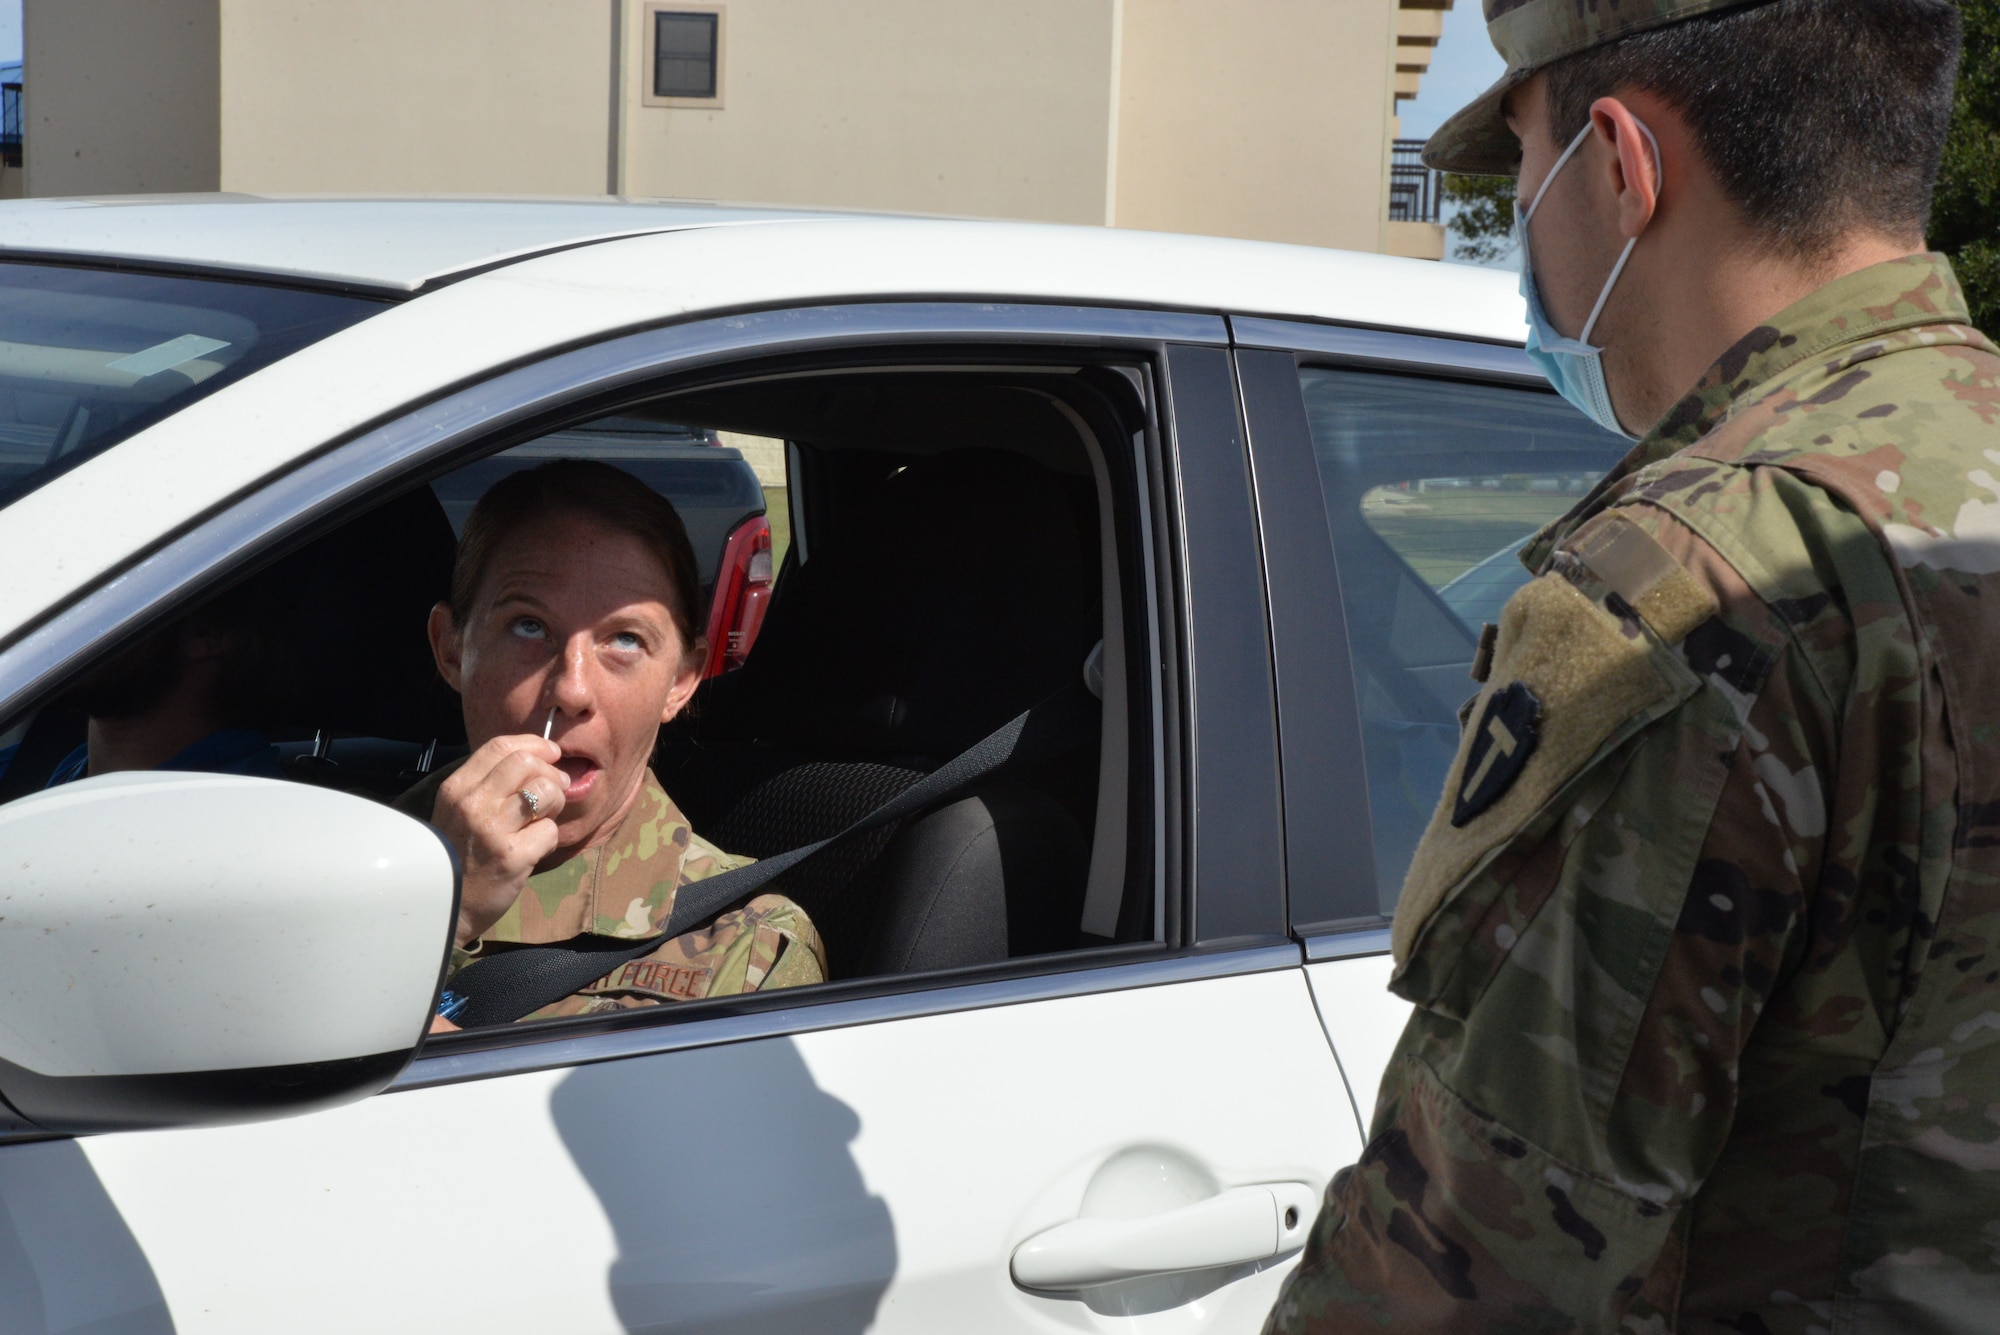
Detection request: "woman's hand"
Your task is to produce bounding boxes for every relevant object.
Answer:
[430,735,568,948]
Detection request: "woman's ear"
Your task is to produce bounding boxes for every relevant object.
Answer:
[427,602,466,693]
[659,641,705,724]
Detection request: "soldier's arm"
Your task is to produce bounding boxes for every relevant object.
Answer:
[1270,499,1841,1331]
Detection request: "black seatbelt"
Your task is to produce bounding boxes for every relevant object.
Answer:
[439,682,1099,1028]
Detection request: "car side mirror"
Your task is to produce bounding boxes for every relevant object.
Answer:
[0,771,457,1134]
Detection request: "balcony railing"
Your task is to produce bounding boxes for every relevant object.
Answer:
[1,85,20,168]
[1388,138,1440,224]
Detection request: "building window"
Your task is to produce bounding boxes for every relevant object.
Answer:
[645,6,724,107]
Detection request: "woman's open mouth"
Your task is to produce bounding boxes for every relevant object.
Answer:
[555,755,601,801]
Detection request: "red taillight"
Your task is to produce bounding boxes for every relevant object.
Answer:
[703,514,774,677]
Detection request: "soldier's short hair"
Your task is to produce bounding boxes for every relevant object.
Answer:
[1544,0,1961,259]
[450,458,706,667]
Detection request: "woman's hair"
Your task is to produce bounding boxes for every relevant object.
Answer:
[449,459,705,666]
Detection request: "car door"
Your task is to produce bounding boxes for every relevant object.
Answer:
[1233,321,1633,1135]
[0,304,1352,1334]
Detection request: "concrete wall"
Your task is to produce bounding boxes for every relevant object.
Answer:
[1113,0,1395,250]
[616,0,1118,224]
[217,0,611,195]
[24,0,220,196]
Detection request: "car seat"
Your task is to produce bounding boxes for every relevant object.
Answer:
[288,490,461,731]
[656,448,1103,978]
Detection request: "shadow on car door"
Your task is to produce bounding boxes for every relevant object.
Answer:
[0,1138,176,1334]
[25,1035,887,1332]
[550,1039,896,1334]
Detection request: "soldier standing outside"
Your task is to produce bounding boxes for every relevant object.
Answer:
[1269,0,2000,1330]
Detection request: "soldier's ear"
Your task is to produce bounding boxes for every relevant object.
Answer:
[427,602,465,693]
[1590,96,1663,240]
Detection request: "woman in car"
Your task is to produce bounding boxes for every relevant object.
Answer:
[400,459,824,1029]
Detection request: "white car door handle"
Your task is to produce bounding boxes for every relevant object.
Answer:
[1011,1182,1319,1290]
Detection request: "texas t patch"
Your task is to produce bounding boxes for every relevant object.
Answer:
[1452,681,1542,827]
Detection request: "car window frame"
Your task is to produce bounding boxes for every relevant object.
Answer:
[0,300,1298,1109]
[1231,315,1562,961]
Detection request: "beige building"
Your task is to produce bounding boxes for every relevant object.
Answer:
[22,0,1450,258]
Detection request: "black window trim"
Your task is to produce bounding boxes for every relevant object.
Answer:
[0,248,415,301]
[1161,344,1287,945]
[1228,315,1561,950]
[1237,345,1378,939]
[0,300,1309,1101]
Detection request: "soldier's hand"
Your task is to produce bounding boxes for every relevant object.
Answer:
[431,734,568,948]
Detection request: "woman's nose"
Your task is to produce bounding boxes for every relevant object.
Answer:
[546,636,595,713]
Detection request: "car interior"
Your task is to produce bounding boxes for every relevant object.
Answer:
[0,356,1160,1022]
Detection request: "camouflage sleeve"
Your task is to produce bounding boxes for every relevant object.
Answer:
[1271,496,1844,1331]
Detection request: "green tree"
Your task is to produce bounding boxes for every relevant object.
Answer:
[1442,173,1517,265]
[1932,0,2000,332]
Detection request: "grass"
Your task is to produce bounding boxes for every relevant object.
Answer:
[1364,488,1577,587]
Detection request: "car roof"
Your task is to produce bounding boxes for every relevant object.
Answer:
[0,194,1525,344]
[0,195,839,292]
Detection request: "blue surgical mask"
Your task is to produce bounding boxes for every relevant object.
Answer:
[1515,119,1660,439]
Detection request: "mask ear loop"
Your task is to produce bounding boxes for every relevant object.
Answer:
[1577,118,1662,345]
[1522,122,1594,225]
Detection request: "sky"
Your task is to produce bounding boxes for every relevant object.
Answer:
[0,2,18,67]
[1399,0,1505,140]
[1395,1,1514,267]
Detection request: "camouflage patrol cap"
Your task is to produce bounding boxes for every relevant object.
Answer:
[1423,0,1778,175]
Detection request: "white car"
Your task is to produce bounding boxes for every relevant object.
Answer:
[0,198,1624,1334]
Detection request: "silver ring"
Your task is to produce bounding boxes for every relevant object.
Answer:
[520,788,541,817]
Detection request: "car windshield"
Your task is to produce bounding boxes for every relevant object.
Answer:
[0,262,386,510]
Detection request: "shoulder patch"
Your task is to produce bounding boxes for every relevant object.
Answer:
[1452,682,1541,826]
[1390,571,1702,966]
[1567,512,1718,644]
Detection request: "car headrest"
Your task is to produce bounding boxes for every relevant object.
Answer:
[268,486,464,744]
[737,448,1098,766]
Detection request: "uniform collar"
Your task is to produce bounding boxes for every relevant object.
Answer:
[1523,253,1976,570]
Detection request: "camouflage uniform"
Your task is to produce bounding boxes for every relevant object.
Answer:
[1268,252,2000,1331]
[397,764,825,1020]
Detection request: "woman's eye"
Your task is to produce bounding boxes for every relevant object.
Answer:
[509,617,547,641]
[611,631,645,651]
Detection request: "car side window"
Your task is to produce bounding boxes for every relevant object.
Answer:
[0,353,1164,1040]
[1294,367,1627,912]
